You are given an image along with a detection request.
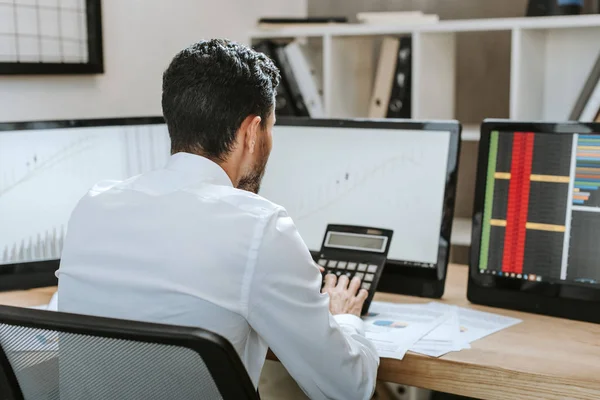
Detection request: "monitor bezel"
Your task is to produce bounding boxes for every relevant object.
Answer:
[273,117,462,299]
[469,119,600,323]
[0,116,166,292]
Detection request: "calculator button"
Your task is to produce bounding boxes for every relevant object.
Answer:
[327,260,337,268]
[336,271,342,276]
[367,265,378,273]
[337,261,347,269]
[358,263,367,272]
[345,272,353,278]
[355,272,365,280]
[318,259,327,266]
[362,282,371,290]
[364,273,374,282]
[347,263,357,271]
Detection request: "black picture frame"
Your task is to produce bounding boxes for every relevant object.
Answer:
[273,117,462,299]
[0,0,104,75]
[468,119,600,324]
[0,116,166,292]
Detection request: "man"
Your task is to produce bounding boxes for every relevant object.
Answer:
[56,39,379,399]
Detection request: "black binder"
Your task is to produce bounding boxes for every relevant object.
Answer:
[386,37,412,119]
[272,44,310,117]
[252,41,297,117]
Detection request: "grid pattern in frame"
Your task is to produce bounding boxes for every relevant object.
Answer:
[0,0,102,74]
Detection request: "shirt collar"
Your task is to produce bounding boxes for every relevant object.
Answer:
[166,152,233,187]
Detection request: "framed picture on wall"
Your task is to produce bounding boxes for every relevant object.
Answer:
[0,0,103,75]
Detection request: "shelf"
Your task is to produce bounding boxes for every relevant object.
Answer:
[451,217,472,247]
[250,15,600,39]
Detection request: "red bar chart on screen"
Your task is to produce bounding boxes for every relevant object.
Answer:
[501,132,534,275]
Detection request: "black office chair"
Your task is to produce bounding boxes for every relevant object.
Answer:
[0,305,259,400]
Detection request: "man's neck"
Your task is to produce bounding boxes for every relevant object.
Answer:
[185,151,239,188]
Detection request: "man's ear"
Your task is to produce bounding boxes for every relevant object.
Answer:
[244,115,262,154]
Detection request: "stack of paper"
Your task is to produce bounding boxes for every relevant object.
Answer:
[362,301,521,360]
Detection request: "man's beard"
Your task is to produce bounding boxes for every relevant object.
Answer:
[237,139,269,194]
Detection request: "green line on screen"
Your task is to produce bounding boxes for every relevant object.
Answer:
[575,181,600,186]
[479,131,499,271]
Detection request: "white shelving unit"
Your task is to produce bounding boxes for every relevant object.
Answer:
[250,15,600,255]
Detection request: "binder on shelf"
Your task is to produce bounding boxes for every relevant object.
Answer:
[570,51,600,122]
[273,44,310,117]
[252,41,296,117]
[369,36,412,119]
[369,37,400,118]
[283,41,325,118]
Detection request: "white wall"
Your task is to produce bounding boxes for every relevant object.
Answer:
[0,0,306,122]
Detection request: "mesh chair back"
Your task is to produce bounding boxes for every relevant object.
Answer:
[0,305,258,400]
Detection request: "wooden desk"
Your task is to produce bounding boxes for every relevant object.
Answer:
[1,266,599,399]
[372,265,600,400]
[0,286,55,307]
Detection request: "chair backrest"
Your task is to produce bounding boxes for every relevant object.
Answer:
[0,305,259,400]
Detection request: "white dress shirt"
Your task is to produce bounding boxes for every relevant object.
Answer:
[56,152,379,400]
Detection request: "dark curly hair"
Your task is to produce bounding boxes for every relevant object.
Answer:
[162,39,280,161]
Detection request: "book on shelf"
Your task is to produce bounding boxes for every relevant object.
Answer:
[570,51,600,122]
[257,17,347,30]
[357,11,439,25]
[369,36,412,119]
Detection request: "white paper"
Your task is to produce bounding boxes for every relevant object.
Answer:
[455,306,522,344]
[47,292,58,311]
[362,302,451,360]
[409,304,470,357]
[366,302,522,359]
[422,302,521,345]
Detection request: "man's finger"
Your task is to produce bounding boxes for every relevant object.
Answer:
[336,274,349,289]
[356,288,369,301]
[323,273,337,290]
[348,277,361,295]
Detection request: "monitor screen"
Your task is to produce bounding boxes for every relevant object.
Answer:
[0,118,169,268]
[477,129,600,286]
[259,120,457,270]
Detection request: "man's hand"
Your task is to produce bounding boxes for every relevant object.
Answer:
[321,274,368,317]
[315,262,325,273]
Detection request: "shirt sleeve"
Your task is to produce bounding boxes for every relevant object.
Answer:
[246,208,380,400]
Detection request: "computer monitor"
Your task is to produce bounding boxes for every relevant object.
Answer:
[469,119,600,323]
[0,117,169,290]
[260,118,461,298]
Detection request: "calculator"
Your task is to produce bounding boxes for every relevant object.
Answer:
[316,224,394,315]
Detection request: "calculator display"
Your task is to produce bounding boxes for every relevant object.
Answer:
[325,232,387,253]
